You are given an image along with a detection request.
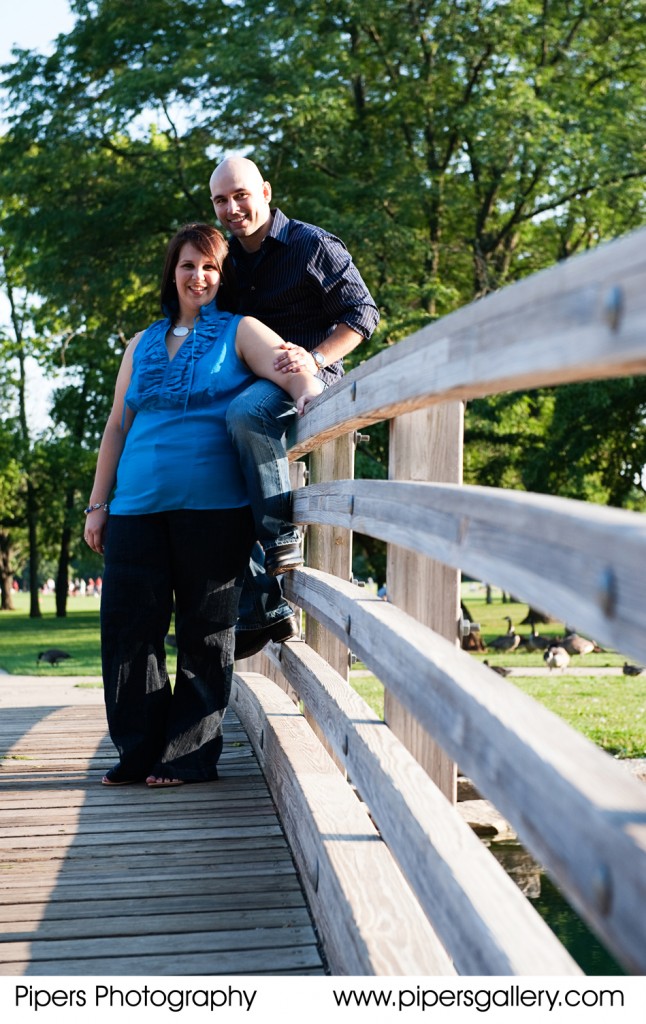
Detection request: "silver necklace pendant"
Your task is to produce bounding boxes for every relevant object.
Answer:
[172,325,190,337]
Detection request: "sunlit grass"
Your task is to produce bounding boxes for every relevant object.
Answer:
[0,592,103,676]
[4,591,644,758]
[512,674,646,759]
[350,667,645,758]
[349,588,645,758]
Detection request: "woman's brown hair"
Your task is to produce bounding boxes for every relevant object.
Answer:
[160,223,236,316]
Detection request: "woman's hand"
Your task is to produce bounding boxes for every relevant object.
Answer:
[273,341,317,375]
[296,385,322,416]
[84,508,109,554]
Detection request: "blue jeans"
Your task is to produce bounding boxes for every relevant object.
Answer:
[227,380,299,630]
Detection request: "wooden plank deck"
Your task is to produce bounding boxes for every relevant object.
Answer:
[0,681,325,976]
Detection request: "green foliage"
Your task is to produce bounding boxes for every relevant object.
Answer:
[1,0,645,587]
[465,379,646,508]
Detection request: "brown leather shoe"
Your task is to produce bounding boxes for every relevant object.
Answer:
[235,613,299,660]
[264,542,303,577]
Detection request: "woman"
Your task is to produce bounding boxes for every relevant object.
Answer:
[84,223,321,788]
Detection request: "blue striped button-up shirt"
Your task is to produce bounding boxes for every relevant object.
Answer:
[224,208,379,384]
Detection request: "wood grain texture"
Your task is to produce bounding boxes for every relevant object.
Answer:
[261,640,580,975]
[385,405,463,799]
[292,479,646,668]
[306,436,354,681]
[0,704,323,976]
[282,567,646,974]
[287,226,646,457]
[232,670,456,976]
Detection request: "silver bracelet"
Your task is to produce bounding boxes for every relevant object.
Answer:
[83,502,110,515]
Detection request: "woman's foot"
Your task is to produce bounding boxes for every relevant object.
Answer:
[146,775,184,788]
[102,765,141,786]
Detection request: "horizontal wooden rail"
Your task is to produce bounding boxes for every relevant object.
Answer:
[231,671,454,976]
[292,479,646,667]
[260,639,580,975]
[282,569,646,974]
[244,225,646,975]
[288,226,646,457]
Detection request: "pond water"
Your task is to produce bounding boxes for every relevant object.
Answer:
[487,840,625,975]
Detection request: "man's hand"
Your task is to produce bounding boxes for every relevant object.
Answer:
[273,341,318,375]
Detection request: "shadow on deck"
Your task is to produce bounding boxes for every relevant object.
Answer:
[0,686,325,976]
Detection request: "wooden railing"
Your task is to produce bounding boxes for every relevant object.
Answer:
[233,227,646,976]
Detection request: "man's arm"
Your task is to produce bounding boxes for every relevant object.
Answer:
[274,322,364,375]
[274,231,379,376]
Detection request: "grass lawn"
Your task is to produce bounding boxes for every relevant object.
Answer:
[350,590,646,759]
[461,591,627,669]
[350,666,645,759]
[0,592,104,676]
[2,590,644,758]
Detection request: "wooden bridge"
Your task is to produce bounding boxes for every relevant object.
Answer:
[2,227,646,977]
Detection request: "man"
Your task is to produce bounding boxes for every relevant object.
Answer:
[210,156,379,659]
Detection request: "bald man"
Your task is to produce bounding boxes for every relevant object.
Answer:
[210,157,379,659]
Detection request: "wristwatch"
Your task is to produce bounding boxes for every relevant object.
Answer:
[311,349,326,369]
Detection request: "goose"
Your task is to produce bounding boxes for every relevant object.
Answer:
[622,662,644,676]
[488,617,521,653]
[37,649,72,666]
[544,644,570,671]
[483,660,511,677]
[561,631,596,656]
[524,626,551,652]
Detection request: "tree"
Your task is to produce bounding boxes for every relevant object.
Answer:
[1,0,645,587]
[0,245,44,616]
[0,424,22,609]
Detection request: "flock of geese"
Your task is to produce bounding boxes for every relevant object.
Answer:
[484,616,644,676]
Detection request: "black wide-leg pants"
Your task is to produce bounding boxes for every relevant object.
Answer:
[100,507,255,781]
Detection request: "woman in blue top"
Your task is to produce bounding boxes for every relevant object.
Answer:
[84,223,321,788]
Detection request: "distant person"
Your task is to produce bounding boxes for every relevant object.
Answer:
[84,223,320,788]
[210,156,379,658]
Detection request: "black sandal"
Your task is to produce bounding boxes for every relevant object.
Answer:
[101,765,142,786]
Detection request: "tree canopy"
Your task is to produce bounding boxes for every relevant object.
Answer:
[1,0,645,600]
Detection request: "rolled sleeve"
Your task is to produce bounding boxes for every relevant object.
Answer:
[307,235,380,340]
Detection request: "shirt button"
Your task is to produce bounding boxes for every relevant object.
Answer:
[251,286,256,291]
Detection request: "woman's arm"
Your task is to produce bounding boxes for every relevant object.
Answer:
[235,317,322,415]
[84,335,141,554]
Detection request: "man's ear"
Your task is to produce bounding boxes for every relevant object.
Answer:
[263,180,272,203]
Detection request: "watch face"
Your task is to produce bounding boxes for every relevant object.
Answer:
[314,351,324,367]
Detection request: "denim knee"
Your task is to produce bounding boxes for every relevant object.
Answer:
[226,380,294,443]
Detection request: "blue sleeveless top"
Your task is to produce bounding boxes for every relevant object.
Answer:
[110,301,254,514]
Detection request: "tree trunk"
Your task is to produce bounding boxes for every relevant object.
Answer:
[0,531,15,611]
[26,480,41,619]
[55,376,90,617]
[55,516,73,617]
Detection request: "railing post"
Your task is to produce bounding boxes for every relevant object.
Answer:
[385,403,464,802]
[300,435,354,767]
[306,435,354,681]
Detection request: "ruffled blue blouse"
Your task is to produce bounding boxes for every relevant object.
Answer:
[110,301,254,514]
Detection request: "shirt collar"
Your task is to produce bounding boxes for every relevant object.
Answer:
[265,208,289,245]
[161,296,223,325]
